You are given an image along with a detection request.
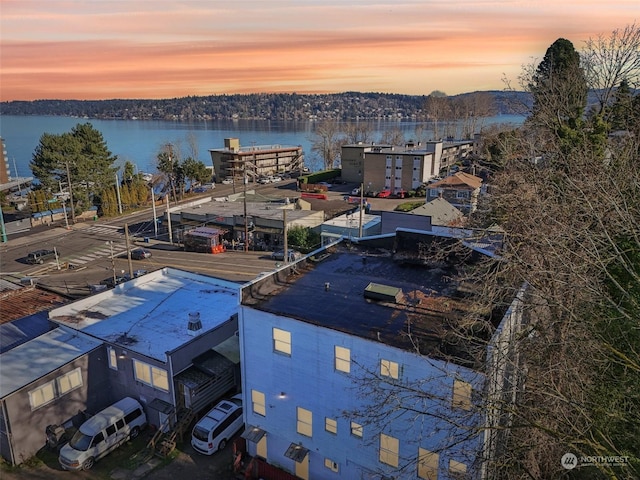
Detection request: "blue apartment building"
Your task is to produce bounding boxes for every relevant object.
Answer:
[238,231,522,479]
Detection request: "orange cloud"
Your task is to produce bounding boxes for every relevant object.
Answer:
[1,1,637,100]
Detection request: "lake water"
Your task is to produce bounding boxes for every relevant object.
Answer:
[0,114,525,179]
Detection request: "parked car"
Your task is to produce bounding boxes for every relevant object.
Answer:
[191,394,243,455]
[351,187,361,196]
[317,182,332,188]
[377,190,392,198]
[59,397,147,471]
[393,190,407,199]
[130,248,152,260]
[26,249,57,264]
[270,249,302,261]
[222,177,234,185]
[100,276,128,288]
[258,176,271,184]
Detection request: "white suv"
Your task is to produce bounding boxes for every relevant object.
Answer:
[191,394,243,455]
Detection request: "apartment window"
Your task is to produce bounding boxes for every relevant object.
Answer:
[456,191,469,199]
[252,390,266,416]
[324,458,339,472]
[29,380,56,410]
[57,367,83,395]
[379,433,399,467]
[297,407,313,437]
[452,379,472,410]
[350,421,363,438]
[108,347,118,370]
[380,359,399,379]
[133,359,169,392]
[325,417,338,434]
[335,346,350,373]
[418,448,439,479]
[449,459,467,478]
[429,188,439,197]
[273,328,291,355]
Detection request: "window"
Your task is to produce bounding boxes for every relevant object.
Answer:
[108,347,118,370]
[252,390,266,416]
[152,367,169,391]
[124,408,142,424]
[449,459,467,477]
[273,328,291,355]
[325,417,337,434]
[429,188,439,197]
[133,359,169,392]
[380,359,399,379]
[350,421,363,438]
[379,433,399,467]
[324,458,339,472]
[57,368,83,395]
[452,379,472,410]
[91,432,105,447]
[456,190,469,199]
[335,346,350,373]
[29,380,56,410]
[106,424,117,436]
[297,407,312,437]
[418,448,439,479]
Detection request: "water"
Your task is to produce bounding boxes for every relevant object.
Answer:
[0,114,525,179]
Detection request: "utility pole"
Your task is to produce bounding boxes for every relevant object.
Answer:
[151,186,158,238]
[358,182,364,238]
[0,204,7,243]
[108,241,116,285]
[59,181,69,230]
[283,209,288,262]
[165,195,173,244]
[65,160,76,224]
[115,172,123,214]
[124,223,134,279]
[243,172,248,252]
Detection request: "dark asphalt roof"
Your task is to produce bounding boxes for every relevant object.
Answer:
[244,236,495,368]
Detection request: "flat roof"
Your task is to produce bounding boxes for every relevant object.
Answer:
[0,326,103,398]
[177,200,319,223]
[243,235,500,368]
[49,268,239,362]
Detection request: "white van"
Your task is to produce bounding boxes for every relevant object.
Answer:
[59,397,147,470]
[191,394,243,455]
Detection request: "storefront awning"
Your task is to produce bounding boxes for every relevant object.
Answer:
[284,443,309,463]
[241,425,266,443]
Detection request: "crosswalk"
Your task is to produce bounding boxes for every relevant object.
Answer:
[80,225,126,237]
[62,241,127,266]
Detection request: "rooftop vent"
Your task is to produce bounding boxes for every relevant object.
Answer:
[364,282,403,303]
[187,312,203,336]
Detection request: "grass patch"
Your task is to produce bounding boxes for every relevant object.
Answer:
[394,201,424,212]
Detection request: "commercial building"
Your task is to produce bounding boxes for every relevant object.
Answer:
[238,231,523,479]
[209,138,304,182]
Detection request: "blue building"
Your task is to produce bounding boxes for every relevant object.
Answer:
[238,231,523,479]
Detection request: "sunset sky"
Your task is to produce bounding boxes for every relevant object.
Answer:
[1,1,637,101]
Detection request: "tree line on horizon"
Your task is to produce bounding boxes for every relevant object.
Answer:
[1,90,530,121]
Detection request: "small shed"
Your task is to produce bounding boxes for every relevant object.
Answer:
[184,227,227,254]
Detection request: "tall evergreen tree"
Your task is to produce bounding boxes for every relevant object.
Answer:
[30,123,118,215]
[529,38,588,142]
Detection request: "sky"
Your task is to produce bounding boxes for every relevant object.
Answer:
[1,0,638,101]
